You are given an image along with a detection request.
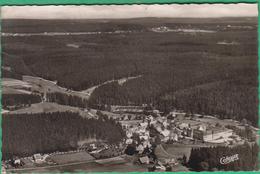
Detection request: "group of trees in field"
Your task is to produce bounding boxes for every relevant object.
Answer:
[2,112,125,160]
[46,92,88,108]
[2,93,42,110]
[187,142,258,171]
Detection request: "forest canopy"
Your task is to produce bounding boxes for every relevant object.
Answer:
[2,112,125,159]
[187,143,258,171]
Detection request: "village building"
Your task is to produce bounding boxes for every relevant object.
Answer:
[168,111,185,118]
[142,141,152,148]
[14,159,21,166]
[136,144,145,154]
[126,138,133,145]
[193,127,233,143]
[140,134,149,141]
[89,143,97,150]
[178,123,190,130]
[139,156,150,164]
[33,154,49,164]
[198,125,207,132]
[169,131,178,142]
[161,129,171,142]
[126,132,133,138]
[203,128,233,142]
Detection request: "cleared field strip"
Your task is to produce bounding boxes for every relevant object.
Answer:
[2,78,32,88]
[7,102,96,118]
[80,75,142,96]
[95,156,125,164]
[2,78,32,94]
[6,159,95,173]
[23,75,90,99]
[50,151,94,164]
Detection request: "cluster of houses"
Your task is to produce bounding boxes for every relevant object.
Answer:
[168,111,240,144]
[4,153,50,170]
[114,108,245,171]
[120,109,241,152]
[125,120,152,152]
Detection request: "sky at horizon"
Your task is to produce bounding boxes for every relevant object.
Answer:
[1,4,258,19]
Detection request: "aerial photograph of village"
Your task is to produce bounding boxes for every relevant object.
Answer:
[1,3,259,173]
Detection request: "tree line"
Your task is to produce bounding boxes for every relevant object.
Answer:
[46,92,88,108]
[2,93,41,110]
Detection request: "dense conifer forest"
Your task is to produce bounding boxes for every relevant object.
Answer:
[2,112,125,159]
[46,92,88,108]
[2,94,42,109]
[187,143,258,171]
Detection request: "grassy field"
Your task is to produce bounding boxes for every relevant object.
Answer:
[95,156,125,164]
[161,144,192,160]
[22,76,90,99]
[50,151,94,164]
[2,78,32,94]
[7,102,95,118]
[2,78,31,88]
[8,159,147,173]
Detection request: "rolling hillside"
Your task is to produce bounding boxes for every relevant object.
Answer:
[2,17,258,126]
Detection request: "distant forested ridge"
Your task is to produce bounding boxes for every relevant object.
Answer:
[3,18,257,90]
[2,112,125,159]
[187,143,258,171]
